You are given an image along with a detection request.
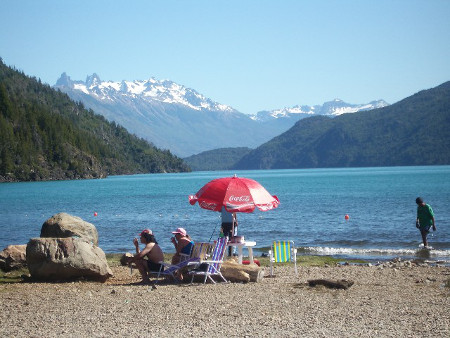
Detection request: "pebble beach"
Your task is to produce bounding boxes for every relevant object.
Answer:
[1,262,449,337]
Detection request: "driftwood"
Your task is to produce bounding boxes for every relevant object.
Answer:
[178,259,263,283]
[307,279,354,290]
[220,258,264,283]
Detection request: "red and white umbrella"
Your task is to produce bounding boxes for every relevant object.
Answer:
[189,175,280,213]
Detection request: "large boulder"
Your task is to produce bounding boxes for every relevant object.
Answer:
[0,244,27,271]
[26,237,112,281]
[40,213,98,246]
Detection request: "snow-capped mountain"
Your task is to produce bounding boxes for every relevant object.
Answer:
[250,99,389,122]
[55,73,263,157]
[56,72,236,113]
[55,73,389,157]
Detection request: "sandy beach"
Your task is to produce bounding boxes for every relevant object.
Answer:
[1,262,449,337]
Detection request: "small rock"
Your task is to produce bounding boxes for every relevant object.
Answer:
[0,244,27,271]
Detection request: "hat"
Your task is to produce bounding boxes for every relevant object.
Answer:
[139,229,152,237]
[171,227,187,236]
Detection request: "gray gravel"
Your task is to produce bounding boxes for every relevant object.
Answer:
[1,264,449,337]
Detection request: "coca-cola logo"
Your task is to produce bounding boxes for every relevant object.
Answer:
[228,195,251,203]
[199,201,217,210]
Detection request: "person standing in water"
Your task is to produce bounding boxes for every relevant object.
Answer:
[415,197,436,248]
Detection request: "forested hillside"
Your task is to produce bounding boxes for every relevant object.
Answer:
[233,81,450,169]
[0,59,190,182]
[183,147,251,171]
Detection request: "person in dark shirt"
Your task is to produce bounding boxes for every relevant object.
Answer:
[221,207,237,256]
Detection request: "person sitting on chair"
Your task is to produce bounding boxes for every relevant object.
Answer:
[127,229,164,285]
[170,227,194,265]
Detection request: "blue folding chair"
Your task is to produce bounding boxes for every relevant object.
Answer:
[189,237,228,284]
[156,242,213,281]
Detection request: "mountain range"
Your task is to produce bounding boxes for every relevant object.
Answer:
[233,81,450,169]
[2,58,447,178]
[251,99,388,121]
[54,73,388,157]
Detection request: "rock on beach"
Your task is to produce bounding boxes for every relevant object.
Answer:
[26,237,112,281]
[40,212,98,246]
[0,244,27,271]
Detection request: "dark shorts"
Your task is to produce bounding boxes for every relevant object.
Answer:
[419,224,432,233]
[222,222,233,237]
[147,261,164,272]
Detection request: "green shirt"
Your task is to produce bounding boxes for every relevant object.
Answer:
[417,204,434,229]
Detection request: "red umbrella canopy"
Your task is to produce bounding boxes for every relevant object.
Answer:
[189,175,280,213]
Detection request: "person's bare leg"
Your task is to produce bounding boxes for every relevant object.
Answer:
[171,254,180,265]
[135,259,150,284]
[174,269,184,281]
[421,230,428,247]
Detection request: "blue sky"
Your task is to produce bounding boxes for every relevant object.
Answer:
[1,0,449,114]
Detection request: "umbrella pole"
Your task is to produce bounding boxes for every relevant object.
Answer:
[208,220,219,242]
[231,212,237,239]
[228,214,237,257]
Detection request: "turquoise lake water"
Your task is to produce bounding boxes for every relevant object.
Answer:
[1,166,449,263]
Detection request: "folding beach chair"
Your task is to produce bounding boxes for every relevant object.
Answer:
[156,242,214,281]
[188,237,228,284]
[155,257,198,281]
[179,244,194,263]
[180,242,213,262]
[269,240,298,277]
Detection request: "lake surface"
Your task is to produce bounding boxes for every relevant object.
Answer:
[1,166,449,263]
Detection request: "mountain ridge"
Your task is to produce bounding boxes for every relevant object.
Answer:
[55,73,387,157]
[56,72,237,113]
[233,81,450,169]
[251,98,389,122]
